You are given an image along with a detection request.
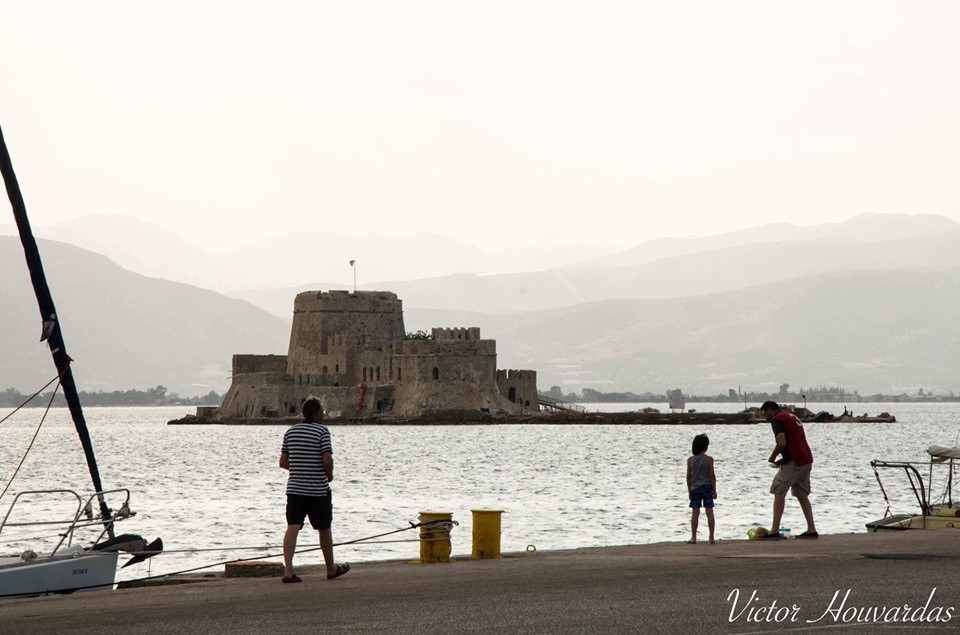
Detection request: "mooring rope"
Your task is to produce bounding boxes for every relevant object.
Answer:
[0,518,459,598]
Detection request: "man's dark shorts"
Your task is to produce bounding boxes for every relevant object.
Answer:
[286,492,333,530]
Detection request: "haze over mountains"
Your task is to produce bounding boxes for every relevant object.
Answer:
[0,215,619,292]
[2,213,959,397]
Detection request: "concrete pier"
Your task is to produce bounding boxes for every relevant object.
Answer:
[4,531,959,633]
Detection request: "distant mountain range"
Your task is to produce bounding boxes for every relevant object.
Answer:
[0,237,288,397]
[228,213,960,316]
[2,213,959,397]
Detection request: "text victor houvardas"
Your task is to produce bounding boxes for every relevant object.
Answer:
[727,588,955,625]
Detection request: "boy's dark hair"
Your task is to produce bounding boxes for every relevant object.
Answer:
[302,397,324,422]
[692,433,709,455]
[760,400,780,412]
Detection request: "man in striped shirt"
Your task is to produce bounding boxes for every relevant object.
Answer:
[279,397,350,582]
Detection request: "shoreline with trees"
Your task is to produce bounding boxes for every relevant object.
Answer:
[543,384,960,404]
[1,385,222,408]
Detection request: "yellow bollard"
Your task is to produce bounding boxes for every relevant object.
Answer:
[418,511,453,563]
[471,509,503,559]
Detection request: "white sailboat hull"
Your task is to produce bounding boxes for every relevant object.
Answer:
[0,550,118,598]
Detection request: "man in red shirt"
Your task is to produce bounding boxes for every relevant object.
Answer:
[760,400,819,539]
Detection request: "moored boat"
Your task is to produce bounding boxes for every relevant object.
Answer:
[866,445,960,531]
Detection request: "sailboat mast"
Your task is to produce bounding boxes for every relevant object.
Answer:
[0,125,113,530]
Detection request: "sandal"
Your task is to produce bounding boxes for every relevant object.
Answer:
[327,563,350,580]
[758,532,784,540]
[281,574,302,583]
[797,531,819,539]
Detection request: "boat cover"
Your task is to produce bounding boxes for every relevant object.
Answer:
[927,445,960,462]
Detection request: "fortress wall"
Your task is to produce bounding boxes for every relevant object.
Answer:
[298,345,390,387]
[219,354,294,419]
[303,385,365,419]
[355,349,391,385]
[496,369,540,411]
[296,337,349,387]
[218,372,298,420]
[284,384,396,420]
[401,353,498,385]
[392,338,496,358]
[233,354,288,375]
[392,339,497,386]
[388,339,501,414]
[390,380,499,417]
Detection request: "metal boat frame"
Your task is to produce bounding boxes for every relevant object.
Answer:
[0,488,136,597]
[867,451,959,531]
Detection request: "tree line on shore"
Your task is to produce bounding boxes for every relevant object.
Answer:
[542,383,959,404]
[0,385,222,408]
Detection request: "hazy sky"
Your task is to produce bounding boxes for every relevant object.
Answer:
[2,2,959,250]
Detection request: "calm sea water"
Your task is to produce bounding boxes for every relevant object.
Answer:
[2,402,958,581]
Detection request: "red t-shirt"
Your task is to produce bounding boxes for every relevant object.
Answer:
[771,410,813,467]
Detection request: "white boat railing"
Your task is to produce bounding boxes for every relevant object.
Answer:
[0,488,132,557]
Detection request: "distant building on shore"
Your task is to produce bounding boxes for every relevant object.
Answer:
[212,290,539,421]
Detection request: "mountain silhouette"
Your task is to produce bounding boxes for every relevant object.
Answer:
[2,214,959,397]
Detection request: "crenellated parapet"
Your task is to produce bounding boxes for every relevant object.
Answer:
[432,327,481,341]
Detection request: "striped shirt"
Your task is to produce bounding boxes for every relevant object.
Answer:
[281,421,332,497]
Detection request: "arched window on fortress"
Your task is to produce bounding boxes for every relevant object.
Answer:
[432,367,440,380]
[322,366,328,375]
[397,367,402,381]
[376,367,381,381]
[335,364,340,373]
[508,387,517,402]
[363,368,367,382]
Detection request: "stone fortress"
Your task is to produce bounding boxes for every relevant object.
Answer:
[212,290,540,421]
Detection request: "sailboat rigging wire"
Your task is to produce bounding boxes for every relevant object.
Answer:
[0,372,64,427]
[1,125,113,529]
[0,375,64,503]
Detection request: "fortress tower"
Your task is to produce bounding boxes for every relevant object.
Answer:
[287,290,404,389]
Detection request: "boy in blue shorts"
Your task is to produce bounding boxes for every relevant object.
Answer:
[686,433,717,544]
